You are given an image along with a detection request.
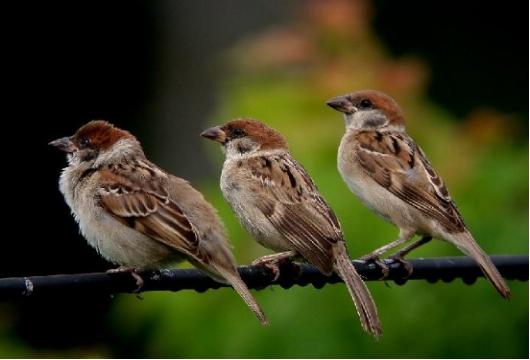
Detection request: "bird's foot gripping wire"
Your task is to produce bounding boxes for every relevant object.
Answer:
[388,253,414,279]
[359,254,390,280]
[251,251,298,282]
[107,267,144,294]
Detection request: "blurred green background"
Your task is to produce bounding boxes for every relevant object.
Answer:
[2,0,527,358]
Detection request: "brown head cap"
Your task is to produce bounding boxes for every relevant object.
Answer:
[221,119,288,150]
[72,120,135,150]
[327,90,405,126]
[349,90,405,126]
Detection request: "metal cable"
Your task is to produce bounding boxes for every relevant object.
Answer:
[0,255,527,300]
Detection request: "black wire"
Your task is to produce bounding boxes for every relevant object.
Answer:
[0,255,527,300]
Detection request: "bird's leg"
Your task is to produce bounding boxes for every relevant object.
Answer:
[107,266,144,293]
[390,235,432,259]
[359,229,415,279]
[388,236,433,278]
[251,251,298,281]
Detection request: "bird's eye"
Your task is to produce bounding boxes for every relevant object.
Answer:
[79,137,90,148]
[232,128,245,137]
[359,99,372,109]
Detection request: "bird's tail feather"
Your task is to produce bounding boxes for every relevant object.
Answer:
[451,231,510,299]
[213,265,269,326]
[333,242,382,338]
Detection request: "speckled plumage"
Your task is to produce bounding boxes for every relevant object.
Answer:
[329,90,510,298]
[203,119,382,337]
[53,120,268,324]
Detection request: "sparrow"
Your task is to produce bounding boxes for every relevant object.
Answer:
[201,119,382,338]
[49,120,268,325]
[326,90,510,298]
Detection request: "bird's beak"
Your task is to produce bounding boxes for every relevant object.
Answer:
[49,136,76,153]
[326,96,356,114]
[200,126,227,143]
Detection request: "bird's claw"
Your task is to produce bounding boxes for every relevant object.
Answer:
[251,258,282,281]
[107,267,145,293]
[360,255,390,280]
[388,255,414,279]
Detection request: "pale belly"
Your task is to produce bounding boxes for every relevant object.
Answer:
[337,144,431,233]
[220,163,291,253]
[63,175,178,269]
[78,207,177,268]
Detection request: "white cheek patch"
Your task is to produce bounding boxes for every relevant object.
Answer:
[224,142,239,159]
[349,110,387,130]
[225,138,260,160]
[362,113,388,128]
[67,152,80,166]
[236,138,258,153]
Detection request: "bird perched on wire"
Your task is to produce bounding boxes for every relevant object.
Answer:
[49,120,268,325]
[201,119,382,338]
[326,90,510,299]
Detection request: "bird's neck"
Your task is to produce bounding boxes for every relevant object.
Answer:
[93,139,144,168]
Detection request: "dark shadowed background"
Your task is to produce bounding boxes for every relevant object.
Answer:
[1,0,528,357]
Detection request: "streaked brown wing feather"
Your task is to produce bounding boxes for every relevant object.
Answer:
[246,154,342,274]
[98,163,200,258]
[355,131,465,232]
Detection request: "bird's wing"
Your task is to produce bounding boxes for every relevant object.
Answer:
[354,130,465,232]
[244,153,343,274]
[97,159,201,259]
